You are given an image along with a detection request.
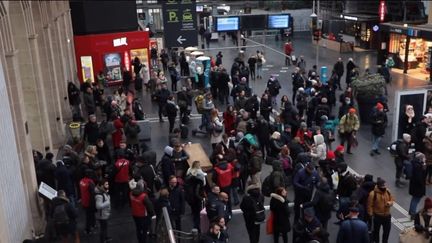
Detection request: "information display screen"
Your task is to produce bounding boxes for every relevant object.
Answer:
[216,17,240,31]
[268,14,290,29]
[241,15,266,30]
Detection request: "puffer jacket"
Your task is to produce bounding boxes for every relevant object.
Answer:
[339,114,360,133]
[271,160,287,189]
[367,186,394,217]
[95,186,111,220]
[310,134,327,162]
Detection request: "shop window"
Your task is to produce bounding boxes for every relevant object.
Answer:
[389,33,402,54]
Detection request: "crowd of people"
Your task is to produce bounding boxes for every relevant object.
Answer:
[34,41,432,243]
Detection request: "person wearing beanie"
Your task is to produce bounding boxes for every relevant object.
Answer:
[395,133,411,187]
[367,177,394,243]
[334,145,345,164]
[370,102,388,156]
[409,152,427,218]
[414,197,432,235]
[339,108,360,154]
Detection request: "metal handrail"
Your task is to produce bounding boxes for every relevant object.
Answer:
[162,207,176,243]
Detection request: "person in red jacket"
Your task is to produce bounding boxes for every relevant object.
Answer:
[284,41,293,66]
[130,182,155,243]
[213,155,234,208]
[112,118,124,149]
[114,151,130,208]
[223,105,236,134]
[79,169,96,234]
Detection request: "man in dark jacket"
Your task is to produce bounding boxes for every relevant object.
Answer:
[161,146,175,185]
[132,153,157,197]
[165,95,178,133]
[337,163,358,209]
[177,86,193,123]
[244,94,259,119]
[83,86,96,115]
[370,103,388,156]
[55,160,76,206]
[336,207,369,243]
[333,58,344,90]
[240,184,264,243]
[201,222,223,243]
[409,152,427,217]
[395,133,411,187]
[217,68,230,105]
[266,75,281,106]
[345,58,356,85]
[83,114,100,145]
[411,115,429,153]
[68,82,83,121]
[36,152,56,188]
[168,176,186,231]
[50,190,78,242]
[155,84,171,122]
[259,93,272,121]
[293,162,320,221]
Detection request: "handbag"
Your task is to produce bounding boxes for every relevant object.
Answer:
[266,211,274,235]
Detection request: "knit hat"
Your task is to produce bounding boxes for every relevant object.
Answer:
[349,206,360,213]
[377,177,386,188]
[424,197,432,210]
[335,145,345,152]
[376,102,384,110]
[321,97,328,103]
[349,108,356,114]
[300,122,307,128]
[164,146,174,156]
[326,150,335,160]
[304,207,315,217]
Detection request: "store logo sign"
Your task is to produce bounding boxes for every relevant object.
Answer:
[113,37,128,47]
[342,15,358,21]
[390,28,403,34]
[379,1,386,22]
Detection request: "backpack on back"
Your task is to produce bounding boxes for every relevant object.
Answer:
[252,196,266,223]
[261,174,273,197]
[53,203,69,225]
[195,95,205,114]
[388,139,403,157]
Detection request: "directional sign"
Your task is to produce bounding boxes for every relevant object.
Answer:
[162,0,198,48]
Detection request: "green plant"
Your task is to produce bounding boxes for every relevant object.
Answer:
[351,73,386,99]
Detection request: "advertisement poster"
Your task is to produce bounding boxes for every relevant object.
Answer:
[104,53,122,82]
[130,48,150,80]
[80,56,95,83]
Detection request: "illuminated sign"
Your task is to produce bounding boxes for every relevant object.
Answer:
[372,25,379,32]
[113,37,127,47]
[124,51,130,71]
[343,15,358,21]
[379,1,386,22]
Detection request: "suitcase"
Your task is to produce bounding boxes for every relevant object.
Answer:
[180,124,188,139]
[200,208,209,232]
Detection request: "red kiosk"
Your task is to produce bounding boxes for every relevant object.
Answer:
[74,30,150,85]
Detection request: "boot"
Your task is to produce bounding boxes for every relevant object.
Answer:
[395,179,405,188]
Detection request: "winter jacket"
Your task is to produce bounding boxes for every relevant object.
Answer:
[234,96,247,111]
[336,218,369,243]
[249,152,263,175]
[83,92,96,113]
[240,185,264,224]
[213,161,234,188]
[223,112,236,134]
[55,162,75,197]
[267,79,281,97]
[50,196,77,224]
[114,158,130,183]
[336,171,358,198]
[339,114,360,133]
[334,61,344,76]
[395,140,410,164]
[166,100,178,118]
[210,117,224,144]
[155,88,170,105]
[95,186,111,220]
[303,183,334,222]
[83,121,100,145]
[310,134,327,162]
[169,185,186,216]
[270,193,291,233]
[124,122,141,145]
[412,122,427,153]
[259,97,272,116]
[293,167,319,200]
[367,186,394,217]
[130,188,155,217]
[68,82,81,106]
[270,160,288,190]
[423,137,432,166]
[269,138,284,158]
[370,110,387,136]
[409,158,426,197]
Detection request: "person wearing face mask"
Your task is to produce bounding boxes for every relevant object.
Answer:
[367,178,394,243]
[413,197,432,239]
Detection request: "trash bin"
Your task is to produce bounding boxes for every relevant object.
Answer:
[69,122,81,141]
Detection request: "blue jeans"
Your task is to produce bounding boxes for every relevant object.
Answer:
[409,196,422,215]
[372,135,382,151]
[200,113,210,130]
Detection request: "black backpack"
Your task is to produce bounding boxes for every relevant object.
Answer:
[317,190,337,212]
[252,196,265,223]
[388,139,403,157]
[261,174,273,197]
[52,203,69,225]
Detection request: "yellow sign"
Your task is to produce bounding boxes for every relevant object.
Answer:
[168,11,178,22]
[80,56,94,83]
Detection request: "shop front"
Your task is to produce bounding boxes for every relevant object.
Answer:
[74,31,150,85]
[380,23,432,79]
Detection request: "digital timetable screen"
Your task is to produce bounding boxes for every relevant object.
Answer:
[216,17,240,31]
[268,14,290,29]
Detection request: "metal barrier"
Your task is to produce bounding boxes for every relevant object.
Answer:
[156,207,200,243]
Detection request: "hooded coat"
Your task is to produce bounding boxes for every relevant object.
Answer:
[95,186,111,220]
[409,158,426,197]
[310,134,327,163]
[270,193,291,233]
[240,184,264,224]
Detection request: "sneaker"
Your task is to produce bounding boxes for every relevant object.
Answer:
[374,150,381,155]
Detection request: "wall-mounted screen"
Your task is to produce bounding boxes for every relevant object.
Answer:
[216,16,240,31]
[241,15,266,30]
[268,14,290,29]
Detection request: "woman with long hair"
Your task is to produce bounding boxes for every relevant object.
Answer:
[210,109,224,149]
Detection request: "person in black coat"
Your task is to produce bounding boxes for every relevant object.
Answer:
[36,152,56,188]
[68,82,82,121]
[217,69,230,105]
[411,115,429,153]
[50,190,78,241]
[83,114,100,145]
[256,116,271,158]
[177,86,193,123]
[155,84,171,122]
[96,139,112,165]
[161,146,175,185]
[54,160,76,204]
[270,187,291,243]
[260,93,272,121]
[245,95,259,119]
[240,184,264,243]
[370,103,388,156]
[345,58,356,85]
[165,95,178,133]
[168,176,186,231]
[333,58,344,90]
[132,153,157,196]
[409,152,427,217]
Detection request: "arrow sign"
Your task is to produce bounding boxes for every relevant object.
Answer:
[177,36,186,44]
